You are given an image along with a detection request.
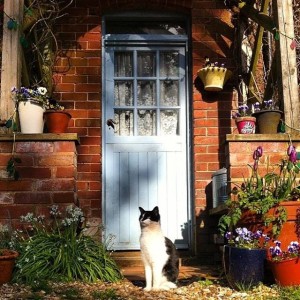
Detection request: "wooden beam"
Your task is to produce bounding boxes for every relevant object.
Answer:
[239,3,275,33]
[247,0,271,102]
[0,0,24,121]
[274,0,300,132]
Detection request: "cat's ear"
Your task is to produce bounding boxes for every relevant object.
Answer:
[153,206,159,214]
[139,207,145,214]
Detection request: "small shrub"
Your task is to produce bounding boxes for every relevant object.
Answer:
[13,205,123,284]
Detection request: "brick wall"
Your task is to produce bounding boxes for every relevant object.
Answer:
[0,138,77,229]
[0,0,237,259]
[54,0,235,258]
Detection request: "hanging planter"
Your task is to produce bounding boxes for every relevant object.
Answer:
[18,100,45,134]
[197,66,232,91]
[235,116,256,134]
[0,249,19,284]
[44,110,71,133]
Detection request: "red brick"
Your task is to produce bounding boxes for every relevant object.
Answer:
[54,142,76,153]
[18,167,52,179]
[53,192,76,203]
[56,167,75,178]
[15,193,51,204]
[38,156,74,166]
[77,190,101,199]
[0,180,32,191]
[36,179,75,191]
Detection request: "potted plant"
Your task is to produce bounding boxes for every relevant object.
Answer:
[223,227,269,289]
[252,99,283,134]
[0,224,19,284]
[197,58,232,91]
[44,98,71,133]
[267,240,300,286]
[233,103,256,134]
[11,86,49,133]
[219,144,300,250]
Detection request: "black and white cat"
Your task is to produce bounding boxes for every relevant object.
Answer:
[139,206,179,291]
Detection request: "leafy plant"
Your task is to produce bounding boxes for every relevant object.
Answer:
[11,86,64,111]
[13,205,123,284]
[0,224,13,249]
[219,144,300,237]
[6,156,21,180]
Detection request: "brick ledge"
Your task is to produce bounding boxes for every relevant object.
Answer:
[226,133,300,142]
[0,133,80,144]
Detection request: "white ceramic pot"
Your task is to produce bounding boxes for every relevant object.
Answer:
[18,100,45,133]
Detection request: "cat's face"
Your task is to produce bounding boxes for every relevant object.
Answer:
[139,206,160,227]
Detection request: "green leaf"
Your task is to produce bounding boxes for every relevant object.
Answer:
[5,119,12,128]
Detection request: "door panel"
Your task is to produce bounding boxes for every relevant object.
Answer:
[103,46,189,250]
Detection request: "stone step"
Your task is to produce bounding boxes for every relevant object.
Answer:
[112,250,197,268]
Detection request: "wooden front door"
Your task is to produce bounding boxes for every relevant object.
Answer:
[103,26,190,250]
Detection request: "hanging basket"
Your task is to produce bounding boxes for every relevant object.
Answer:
[197,66,232,91]
[18,100,45,134]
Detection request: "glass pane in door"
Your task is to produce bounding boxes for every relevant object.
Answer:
[137,80,156,106]
[114,81,133,106]
[160,80,179,106]
[160,51,179,77]
[114,110,134,136]
[137,52,156,77]
[137,110,156,136]
[114,52,133,77]
[161,110,179,136]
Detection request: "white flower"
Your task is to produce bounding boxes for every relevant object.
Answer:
[37,87,47,95]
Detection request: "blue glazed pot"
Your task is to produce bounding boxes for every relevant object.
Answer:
[223,245,267,289]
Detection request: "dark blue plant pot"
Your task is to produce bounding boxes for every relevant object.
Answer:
[223,245,267,290]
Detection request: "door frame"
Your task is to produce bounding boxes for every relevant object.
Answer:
[101,12,194,252]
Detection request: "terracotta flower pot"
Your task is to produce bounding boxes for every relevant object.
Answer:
[0,249,19,284]
[252,110,283,134]
[239,201,300,250]
[44,110,71,133]
[267,257,300,286]
[235,116,256,134]
[197,66,232,91]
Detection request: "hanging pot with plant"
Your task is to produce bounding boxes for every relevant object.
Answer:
[197,57,232,91]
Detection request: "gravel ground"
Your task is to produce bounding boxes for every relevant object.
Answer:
[0,276,280,300]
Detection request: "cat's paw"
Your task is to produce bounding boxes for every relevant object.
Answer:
[143,287,152,292]
[160,282,177,290]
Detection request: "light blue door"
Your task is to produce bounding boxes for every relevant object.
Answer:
[103,39,190,250]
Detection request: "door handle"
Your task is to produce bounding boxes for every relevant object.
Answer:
[106,119,116,130]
